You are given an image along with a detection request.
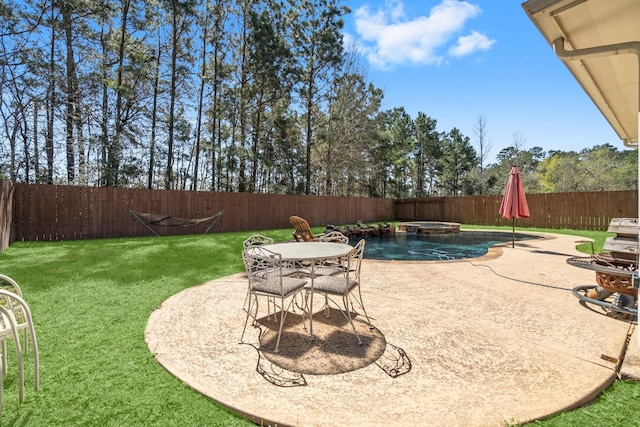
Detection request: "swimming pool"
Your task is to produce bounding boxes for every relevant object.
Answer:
[351,231,542,261]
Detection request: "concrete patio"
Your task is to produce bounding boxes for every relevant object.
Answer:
[145,231,638,426]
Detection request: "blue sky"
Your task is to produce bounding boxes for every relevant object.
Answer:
[342,0,626,163]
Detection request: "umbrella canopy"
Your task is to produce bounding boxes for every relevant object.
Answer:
[499,166,530,220]
[499,166,530,247]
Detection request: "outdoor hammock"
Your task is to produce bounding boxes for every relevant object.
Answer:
[129,209,224,237]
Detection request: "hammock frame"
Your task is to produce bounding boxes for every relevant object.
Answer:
[129,209,224,237]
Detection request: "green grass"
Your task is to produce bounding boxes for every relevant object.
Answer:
[0,229,291,426]
[0,226,636,426]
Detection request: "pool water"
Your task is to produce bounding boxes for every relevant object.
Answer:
[351,231,541,261]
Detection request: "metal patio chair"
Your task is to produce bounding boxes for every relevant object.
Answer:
[309,231,350,277]
[0,290,39,411]
[240,246,308,353]
[305,239,373,345]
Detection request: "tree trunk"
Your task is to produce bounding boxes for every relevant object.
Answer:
[304,70,314,195]
[62,5,77,183]
[148,36,161,189]
[33,101,39,183]
[165,7,180,190]
[46,11,55,185]
[211,46,219,191]
[20,107,30,183]
[192,11,209,191]
[100,25,109,186]
[109,0,131,187]
[250,94,263,192]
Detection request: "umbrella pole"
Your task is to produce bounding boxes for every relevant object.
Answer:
[512,218,515,248]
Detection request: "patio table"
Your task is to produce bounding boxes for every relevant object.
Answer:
[260,241,353,340]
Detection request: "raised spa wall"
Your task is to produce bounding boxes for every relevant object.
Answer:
[324,221,461,238]
[396,221,461,234]
[324,223,394,238]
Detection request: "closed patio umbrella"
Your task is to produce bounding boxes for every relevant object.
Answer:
[499,166,530,248]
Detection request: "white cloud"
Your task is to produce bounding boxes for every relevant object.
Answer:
[449,30,496,57]
[351,0,495,69]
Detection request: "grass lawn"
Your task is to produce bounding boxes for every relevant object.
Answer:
[0,226,636,426]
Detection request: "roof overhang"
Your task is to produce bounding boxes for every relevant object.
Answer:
[523,0,640,148]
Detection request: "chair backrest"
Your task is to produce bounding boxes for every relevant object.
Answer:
[243,234,274,248]
[0,305,20,342]
[0,289,39,397]
[0,278,31,368]
[242,236,275,279]
[0,304,22,393]
[289,216,315,242]
[347,239,366,282]
[242,246,288,296]
[0,274,23,297]
[241,246,261,277]
[0,289,34,334]
[319,231,348,244]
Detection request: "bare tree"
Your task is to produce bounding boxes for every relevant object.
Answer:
[474,114,492,172]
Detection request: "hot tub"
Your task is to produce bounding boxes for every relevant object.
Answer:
[396,221,461,234]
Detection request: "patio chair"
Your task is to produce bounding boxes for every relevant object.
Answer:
[318,231,349,244]
[0,275,28,352]
[243,234,274,248]
[0,305,21,415]
[242,235,275,312]
[290,216,321,242]
[242,234,299,277]
[306,239,373,345]
[308,231,350,277]
[241,246,308,353]
[0,290,39,407]
[0,274,23,295]
[242,234,299,312]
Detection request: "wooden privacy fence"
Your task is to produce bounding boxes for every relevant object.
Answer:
[11,184,395,241]
[0,183,637,248]
[395,190,638,230]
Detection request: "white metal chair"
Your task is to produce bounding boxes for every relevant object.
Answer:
[305,239,373,345]
[241,246,308,353]
[314,231,350,276]
[243,234,298,277]
[0,275,23,295]
[318,231,349,244]
[0,290,39,400]
[242,234,275,312]
[242,234,274,248]
[295,231,351,278]
[0,305,22,415]
[242,234,300,313]
[0,275,29,353]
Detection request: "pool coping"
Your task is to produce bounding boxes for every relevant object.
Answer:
[363,229,553,264]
